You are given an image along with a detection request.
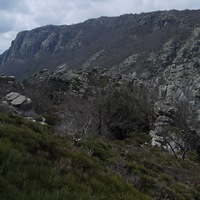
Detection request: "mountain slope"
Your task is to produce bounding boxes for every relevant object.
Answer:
[0,113,200,200]
[0,113,152,200]
[1,9,200,80]
[1,9,200,200]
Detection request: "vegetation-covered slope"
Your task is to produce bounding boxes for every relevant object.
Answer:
[0,113,151,200]
[0,113,200,200]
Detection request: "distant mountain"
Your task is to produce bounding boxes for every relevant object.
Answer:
[1,9,200,80]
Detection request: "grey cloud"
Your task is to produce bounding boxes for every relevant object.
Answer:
[1,0,200,53]
[0,31,16,53]
[0,0,26,11]
[145,0,200,11]
[0,12,14,33]
[0,0,18,10]
[0,24,13,33]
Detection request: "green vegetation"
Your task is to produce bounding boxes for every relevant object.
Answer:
[0,113,200,200]
[80,133,200,200]
[0,113,151,200]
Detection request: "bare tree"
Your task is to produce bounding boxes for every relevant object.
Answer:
[156,100,200,160]
[23,84,53,114]
[55,94,98,135]
[172,101,200,160]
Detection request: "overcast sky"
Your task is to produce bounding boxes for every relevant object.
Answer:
[0,0,200,53]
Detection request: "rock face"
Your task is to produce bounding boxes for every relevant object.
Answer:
[1,10,200,81]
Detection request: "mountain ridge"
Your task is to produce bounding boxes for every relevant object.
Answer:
[1,9,200,80]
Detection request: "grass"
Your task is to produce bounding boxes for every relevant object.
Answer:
[79,133,200,200]
[1,112,200,199]
[0,113,151,200]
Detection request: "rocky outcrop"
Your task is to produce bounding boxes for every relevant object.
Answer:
[0,74,15,87]
[150,101,176,144]
[0,75,15,84]
[0,75,15,95]
[5,92,31,106]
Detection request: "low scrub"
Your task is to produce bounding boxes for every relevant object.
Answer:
[0,113,151,200]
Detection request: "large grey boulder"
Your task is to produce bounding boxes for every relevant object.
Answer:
[11,95,26,105]
[4,92,32,107]
[5,92,20,101]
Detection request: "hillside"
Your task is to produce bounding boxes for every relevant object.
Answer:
[0,113,152,200]
[1,9,200,81]
[0,113,200,200]
[1,9,200,200]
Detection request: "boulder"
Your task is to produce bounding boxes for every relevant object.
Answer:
[4,92,32,107]
[154,100,177,116]
[11,95,26,106]
[5,92,20,101]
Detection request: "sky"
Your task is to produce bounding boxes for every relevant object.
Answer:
[0,0,200,53]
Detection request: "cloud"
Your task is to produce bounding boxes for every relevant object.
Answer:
[0,31,16,53]
[0,0,21,11]
[0,12,14,33]
[0,0,200,53]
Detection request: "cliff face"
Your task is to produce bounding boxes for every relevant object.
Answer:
[1,9,200,81]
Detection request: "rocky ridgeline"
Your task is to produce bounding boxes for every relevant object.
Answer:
[29,58,200,153]
[1,10,200,152]
[1,10,200,80]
